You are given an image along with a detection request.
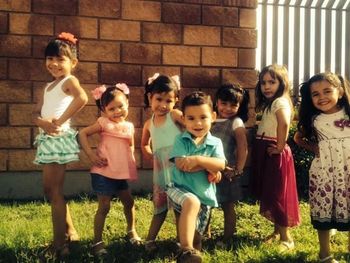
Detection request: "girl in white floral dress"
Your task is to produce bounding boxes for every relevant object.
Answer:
[295,72,350,263]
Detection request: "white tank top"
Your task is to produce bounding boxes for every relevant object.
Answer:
[41,75,73,131]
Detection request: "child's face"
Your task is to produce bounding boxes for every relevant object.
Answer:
[310,80,343,114]
[260,72,280,100]
[104,93,129,123]
[46,55,77,79]
[217,99,240,119]
[148,91,177,117]
[183,104,216,140]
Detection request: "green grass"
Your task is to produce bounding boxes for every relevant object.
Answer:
[0,196,349,263]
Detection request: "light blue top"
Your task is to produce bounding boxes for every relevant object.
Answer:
[150,113,181,152]
[169,131,225,207]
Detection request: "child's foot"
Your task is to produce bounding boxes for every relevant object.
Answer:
[127,229,142,245]
[263,233,280,244]
[92,241,107,257]
[176,248,202,263]
[319,255,339,263]
[145,240,157,253]
[65,231,80,242]
[278,240,294,253]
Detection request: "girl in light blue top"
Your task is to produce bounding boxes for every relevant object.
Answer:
[141,73,183,252]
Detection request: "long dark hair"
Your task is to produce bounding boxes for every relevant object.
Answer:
[214,83,250,122]
[255,64,292,113]
[96,86,129,112]
[297,72,350,141]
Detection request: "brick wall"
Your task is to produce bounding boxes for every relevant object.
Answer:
[0,0,257,175]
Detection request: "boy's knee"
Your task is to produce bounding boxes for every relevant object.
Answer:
[183,196,200,211]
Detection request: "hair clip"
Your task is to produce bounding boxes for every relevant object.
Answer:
[171,75,181,90]
[57,32,78,45]
[116,83,129,95]
[148,73,160,85]
[91,85,107,100]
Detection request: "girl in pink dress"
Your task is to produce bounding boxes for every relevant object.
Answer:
[79,84,141,256]
[251,64,300,252]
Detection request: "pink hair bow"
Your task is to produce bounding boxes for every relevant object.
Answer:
[116,83,129,95]
[91,85,107,100]
[57,32,78,45]
[148,73,160,85]
[171,75,181,89]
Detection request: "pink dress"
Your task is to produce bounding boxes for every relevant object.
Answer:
[91,117,137,180]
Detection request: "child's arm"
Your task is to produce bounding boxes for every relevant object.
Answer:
[54,76,88,126]
[79,122,108,167]
[294,130,319,156]
[175,156,225,173]
[267,108,289,156]
[171,109,184,128]
[234,127,248,172]
[32,89,60,135]
[141,119,153,160]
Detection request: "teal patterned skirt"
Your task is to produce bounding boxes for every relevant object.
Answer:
[34,128,80,165]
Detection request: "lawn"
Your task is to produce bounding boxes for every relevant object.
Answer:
[0,196,349,263]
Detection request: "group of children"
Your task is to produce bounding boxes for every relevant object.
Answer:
[32,32,350,263]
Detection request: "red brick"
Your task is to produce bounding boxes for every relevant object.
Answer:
[223,28,257,48]
[9,14,53,35]
[240,8,256,28]
[143,66,181,85]
[74,62,98,84]
[0,150,7,171]
[79,0,121,17]
[184,0,221,4]
[0,127,31,148]
[222,69,257,88]
[71,105,98,127]
[0,104,7,125]
[32,36,52,58]
[9,104,35,126]
[0,12,8,33]
[33,0,78,15]
[101,64,142,86]
[122,0,161,21]
[128,107,142,128]
[182,68,220,88]
[0,35,31,57]
[32,82,46,103]
[125,86,147,107]
[0,80,32,103]
[238,48,255,68]
[0,0,30,12]
[122,43,161,65]
[203,6,238,26]
[9,59,50,81]
[143,22,181,44]
[55,16,98,39]
[0,58,7,79]
[162,3,201,24]
[202,47,238,67]
[223,0,257,8]
[163,45,200,66]
[134,149,142,168]
[9,150,37,171]
[184,25,220,46]
[79,40,120,62]
[100,20,140,41]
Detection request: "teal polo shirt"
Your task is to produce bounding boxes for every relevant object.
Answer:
[169,131,226,207]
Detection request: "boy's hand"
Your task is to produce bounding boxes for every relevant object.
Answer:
[207,171,221,183]
[88,153,108,167]
[177,156,198,172]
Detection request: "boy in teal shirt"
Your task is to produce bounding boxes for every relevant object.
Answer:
[167,91,226,263]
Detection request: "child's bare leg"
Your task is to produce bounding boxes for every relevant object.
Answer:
[264,224,280,243]
[146,211,167,241]
[193,231,202,250]
[42,164,67,249]
[118,189,140,239]
[93,195,112,243]
[278,225,292,242]
[318,230,331,260]
[222,202,236,241]
[179,196,200,249]
[65,205,79,241]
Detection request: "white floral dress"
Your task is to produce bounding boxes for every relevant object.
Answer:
[309,109,350,230]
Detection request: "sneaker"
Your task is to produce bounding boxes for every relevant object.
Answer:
[176,248,202,263]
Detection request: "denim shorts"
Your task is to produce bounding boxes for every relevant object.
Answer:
[167,186,211,235]
[91,173,129,196]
